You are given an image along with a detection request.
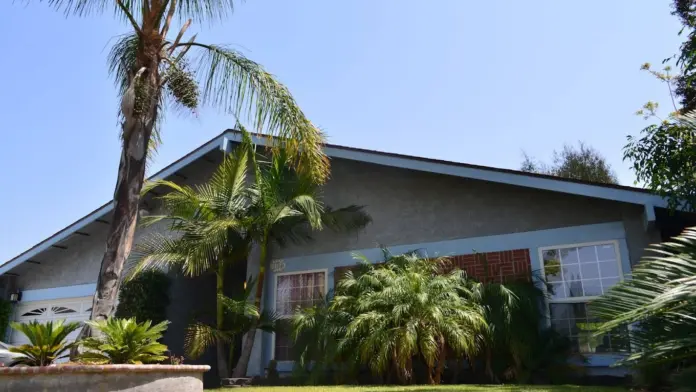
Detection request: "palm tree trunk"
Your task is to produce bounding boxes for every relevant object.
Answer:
[232,234,269,378]
[71,98,157,360]
[434,341,446,384]
[70,54,160,359]
[216,262,229,379]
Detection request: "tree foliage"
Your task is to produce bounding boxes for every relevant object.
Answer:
[37,0,329,181]
[79,318,169,364]
[622,1,696,211]
[115,269,170,325]
[521,142,619,184]
[128,133,370,377]
[332,252,487,384]
[9,320,82,366]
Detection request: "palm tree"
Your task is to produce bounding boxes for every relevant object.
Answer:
[128,140,252,377]
[36,0,329,339]
[591,227,696,388]
[232,147,371,377]
[129,138,370,378]
[333,252,486,384]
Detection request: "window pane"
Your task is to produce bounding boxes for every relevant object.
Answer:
[549,282,567,299]
[596,244,617,261]
[583,279,603,297]
[577,246,597,263]
[561,248,579,265]
[566,280,584,298]
[274,331,292,361]
[544,250,562,281]
[601,277,620,292]
[581,263,600,279]
[562,264,582,281]
[599,261,620,278]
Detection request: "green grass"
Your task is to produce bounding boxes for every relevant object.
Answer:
[207,386,624,392]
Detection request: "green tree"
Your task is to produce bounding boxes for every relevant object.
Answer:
[129,136,370,378]
[591,227,696,390]
[128,140,254,378]
[233,146,371,378]
[9,320,82,366]
[521,142,619,184]
[79,318,169,364]
[332,252,486,384]
[623,1,696,211]
[34,0,329,341]
[115,269,170,325]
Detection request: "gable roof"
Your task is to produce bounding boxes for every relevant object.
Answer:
[0,129,666,275]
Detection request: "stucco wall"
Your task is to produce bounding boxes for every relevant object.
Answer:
[276,158,633,259]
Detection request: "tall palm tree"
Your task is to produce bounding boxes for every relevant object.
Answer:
[333,252,486,384]
[232,147,371,377]
[36,1,329,338]
[128,140,252,378]
[129,137,370,378]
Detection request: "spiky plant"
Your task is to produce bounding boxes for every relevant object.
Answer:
[9,320,82,366]
[78,318,169,364]
[31,0,329,352]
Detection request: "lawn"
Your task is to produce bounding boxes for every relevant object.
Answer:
[207,386,624,392]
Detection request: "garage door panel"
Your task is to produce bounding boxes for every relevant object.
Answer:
[10,297,93,347]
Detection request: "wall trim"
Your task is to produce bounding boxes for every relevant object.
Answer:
[19,283,96,302]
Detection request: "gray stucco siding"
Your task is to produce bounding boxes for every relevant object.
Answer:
[276,158,639,259]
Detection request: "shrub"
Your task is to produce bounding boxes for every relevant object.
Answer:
[79,318,169,364]
[9,320,82,366]
[0,299,11,341]
[116,269,170,325]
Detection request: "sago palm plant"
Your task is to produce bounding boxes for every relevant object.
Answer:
[32,0,329,339]
[79,318,169,364]
[9,320,82,366]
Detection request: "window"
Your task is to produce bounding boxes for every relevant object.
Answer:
[541,241,629,353]
[273,270,326,361]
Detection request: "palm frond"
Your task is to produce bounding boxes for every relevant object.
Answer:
[184,321,233,359]
[591,226,696,365]
[186,43,328,182]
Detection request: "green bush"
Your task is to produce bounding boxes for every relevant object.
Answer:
[79,318,169,364]
[9,320,82,366]
[116,269,170,324]
[0,299,11,341]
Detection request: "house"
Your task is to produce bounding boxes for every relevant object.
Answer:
[1,129,692,380]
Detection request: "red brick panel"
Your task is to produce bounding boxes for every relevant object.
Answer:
[450,248,531,283]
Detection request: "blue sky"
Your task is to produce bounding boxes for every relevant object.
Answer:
[0,1,683,262]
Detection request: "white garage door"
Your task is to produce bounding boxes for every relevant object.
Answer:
[10,297,93,346]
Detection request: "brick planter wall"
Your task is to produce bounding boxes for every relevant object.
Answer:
[0,364,210,392]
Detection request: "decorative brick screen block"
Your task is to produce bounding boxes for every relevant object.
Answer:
[333,249,532,287]
[450,249,531,283]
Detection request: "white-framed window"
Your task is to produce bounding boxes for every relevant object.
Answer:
[539,240,630,354]
[272,269,327,361]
